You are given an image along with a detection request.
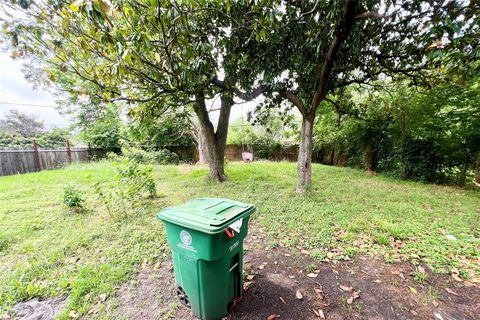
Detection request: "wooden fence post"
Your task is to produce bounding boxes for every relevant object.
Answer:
[87,143,92,161]
[32,140,42,172]
[66,139,72,162]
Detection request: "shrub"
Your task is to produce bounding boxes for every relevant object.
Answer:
[63,185,84,210]
[121,147,179,165]
[94,160,156,216]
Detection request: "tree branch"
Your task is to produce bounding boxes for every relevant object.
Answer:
[311,0,358,111]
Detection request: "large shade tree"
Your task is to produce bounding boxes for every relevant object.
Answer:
[1,0,269,181]
[247,0,479,191]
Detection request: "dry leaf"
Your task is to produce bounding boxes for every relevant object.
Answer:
[451,267,459,275]
[307,273,318,278]
[274,261,278,265]
[452,274,463,282]
[246,275,255,281]
[374,279,382,283]
[267,315,280,320]
[301,249,310,255]
[332,268,339,275]
[347,296,354,304]
[284,253,291,257]
[279,297,287,305]
[152,262,161,270]
[258,264,265,270]
[417,266,425,273]
[314,288,323,299]
[408,286,417,294]
[69,310,79,319]
[99,293,107,302]
[313,309,320,317]
[464,280,474,287]
[154,52,161,63]
[296,290,303,300]
[288,275,295,279]
[445,288,460,296]
[326,252,334,259]
[318,309,325,319]
[339,284,353,292]
[432,300,439,307]
[410,310,418,316]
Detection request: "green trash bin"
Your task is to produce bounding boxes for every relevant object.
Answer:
[156,198,256,320]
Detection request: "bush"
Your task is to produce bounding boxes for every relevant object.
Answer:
[63,185,84,210]
[121,147,179,165]
[94,160,156,216]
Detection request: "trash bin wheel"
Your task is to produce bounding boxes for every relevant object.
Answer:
[176,285,191,308]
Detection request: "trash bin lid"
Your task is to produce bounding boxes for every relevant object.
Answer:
[157,198,255,234]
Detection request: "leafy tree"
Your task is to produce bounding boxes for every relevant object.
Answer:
[0,109,44,137]
[78,106,122,151]
[1,0,269,182]
[247,0,479,191]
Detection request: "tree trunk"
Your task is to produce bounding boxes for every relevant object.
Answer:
[192,121,209,164]
[476,152,480,185]
[192,92,232,182]
[363,144,376,173]
[296,113,315,192]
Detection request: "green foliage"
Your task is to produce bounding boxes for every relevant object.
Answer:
[0,129,71,149]
[94,160,156,216]
[122,111,194,149]
[314,68,480,185]
[63,185,84,210]
[78,106,122,151]
[121,147,179,165]
[227,112,298,159]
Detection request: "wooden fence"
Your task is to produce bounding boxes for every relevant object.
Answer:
[0,142,105,177]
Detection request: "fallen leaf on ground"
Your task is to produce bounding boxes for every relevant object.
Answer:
[332,268,339,275]
[296,290,303,300]
[408,286,417,294]
[267,315,280,320]
[279,297,287,305]
[284,253,291,257]
[417,266,425,273]
[288,275,295,279]
[374,279,382,283]
[347,290,360,304]
[307,273,318,278]
[69,310,79,318]
[152,262,161,270]
[326,252,334,259]
[339,284,353,292]
[432,300,439,307]
[410,310,418,316]
[445,288,461,296]
[464,280,474,287]
[246,275,255,281]
[314,288,323,299]
[274,261,278,265]
[318,309,325,319]
[141,258,150,269]
[301,249,310,255]
[258,264,265,270]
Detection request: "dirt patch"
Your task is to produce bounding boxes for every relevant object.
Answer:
[110,230,480,320]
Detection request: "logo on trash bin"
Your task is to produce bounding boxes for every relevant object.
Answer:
[180,230,192,246]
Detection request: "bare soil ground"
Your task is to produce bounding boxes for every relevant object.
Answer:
[110,227,480,320]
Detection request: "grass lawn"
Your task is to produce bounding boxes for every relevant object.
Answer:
[1,161,479,318]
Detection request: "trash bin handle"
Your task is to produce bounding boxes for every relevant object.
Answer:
[224,228,235,238]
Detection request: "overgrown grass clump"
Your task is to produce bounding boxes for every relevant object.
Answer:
[0,160,478,318]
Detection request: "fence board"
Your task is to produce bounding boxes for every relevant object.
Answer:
[0,148,106,177]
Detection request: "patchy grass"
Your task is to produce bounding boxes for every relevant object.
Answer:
[0,160,479,318]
